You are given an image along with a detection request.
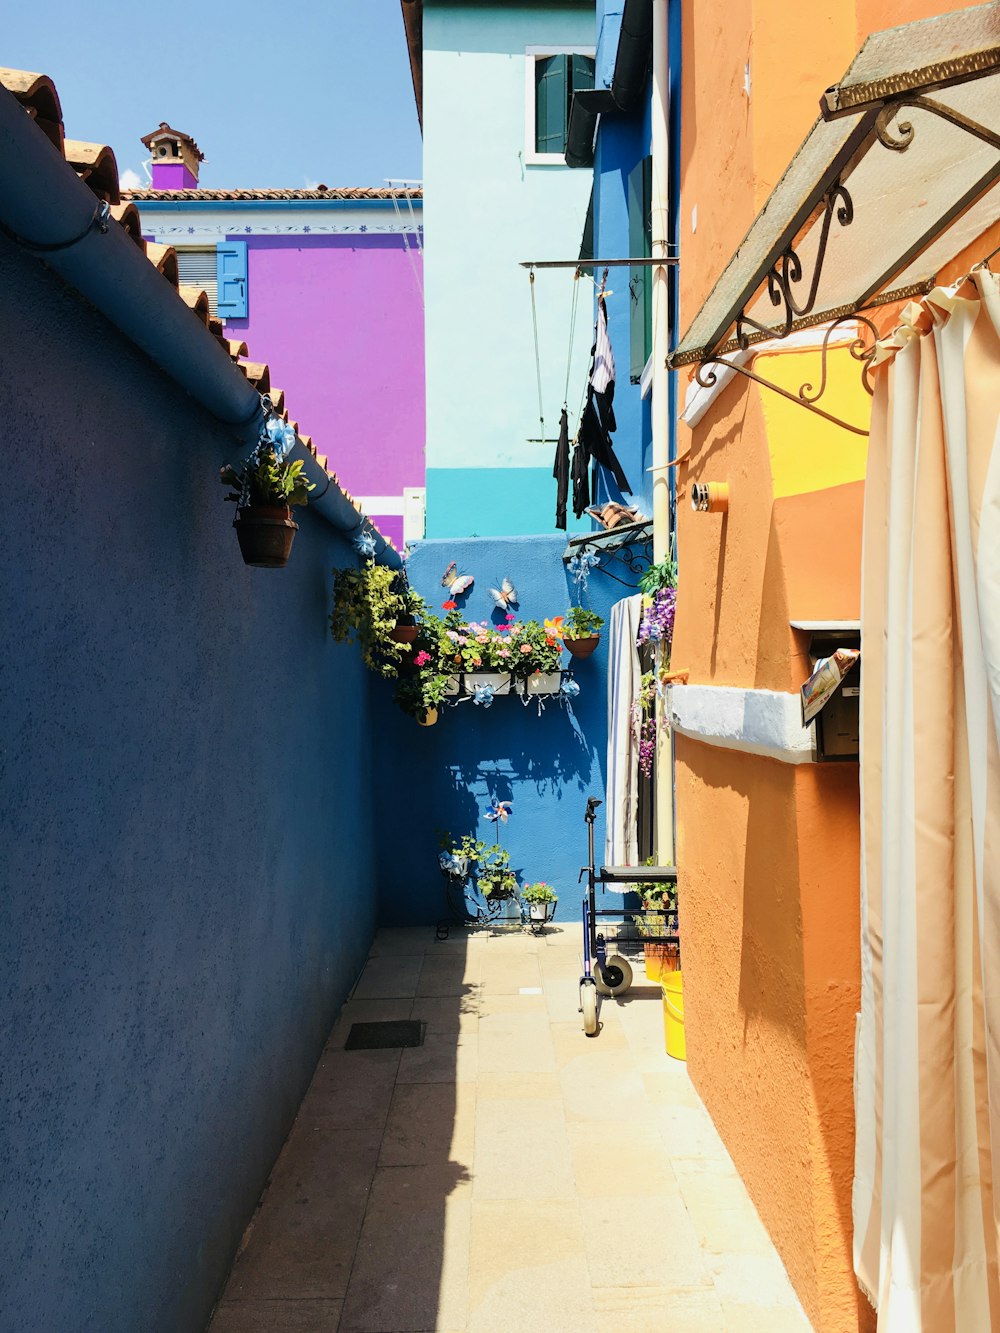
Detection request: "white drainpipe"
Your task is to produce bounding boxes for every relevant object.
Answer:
[650,0,675,862]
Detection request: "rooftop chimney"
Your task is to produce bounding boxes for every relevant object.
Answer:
[141,122,204,190]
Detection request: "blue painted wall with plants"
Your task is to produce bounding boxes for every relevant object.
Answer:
[375,535,630,926]
[0,235,379,1332]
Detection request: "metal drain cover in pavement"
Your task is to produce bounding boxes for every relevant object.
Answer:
[345,1020,425,1050]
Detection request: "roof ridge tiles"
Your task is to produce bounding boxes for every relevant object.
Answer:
[123,186,422,201]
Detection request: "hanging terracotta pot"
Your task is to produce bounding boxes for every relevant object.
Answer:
[234,506,298,568]
[390,623,419,645]
[564,634,600,659]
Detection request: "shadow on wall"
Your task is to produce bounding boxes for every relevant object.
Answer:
[374,534,630,926]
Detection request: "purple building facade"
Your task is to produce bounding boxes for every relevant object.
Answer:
[131,130,424,549]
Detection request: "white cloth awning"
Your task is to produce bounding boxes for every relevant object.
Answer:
[671,3,1000,366]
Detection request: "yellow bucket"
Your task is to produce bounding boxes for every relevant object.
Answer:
[662,971,686,1062]
[644,945,662,984]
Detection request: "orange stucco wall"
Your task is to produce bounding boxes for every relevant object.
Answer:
[672,5,990,1330]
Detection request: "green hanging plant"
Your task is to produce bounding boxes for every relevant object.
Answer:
[329,560,412,676]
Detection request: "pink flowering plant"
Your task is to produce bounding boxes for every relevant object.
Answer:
[438,613,564,676]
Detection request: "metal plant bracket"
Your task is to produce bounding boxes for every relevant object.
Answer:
[695,316,879,438]
[670,17,1000,435]
[563,520,653,588]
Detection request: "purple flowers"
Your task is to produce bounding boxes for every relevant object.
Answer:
[637,587,676,646]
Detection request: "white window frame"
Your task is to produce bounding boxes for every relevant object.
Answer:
[524,45,597,167]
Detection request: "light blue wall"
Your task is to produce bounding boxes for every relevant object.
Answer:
[375,535,628,926]
[423,2,596,538]
[0,235,379,1333]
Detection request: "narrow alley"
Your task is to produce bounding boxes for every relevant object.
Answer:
[209,927,812,1333]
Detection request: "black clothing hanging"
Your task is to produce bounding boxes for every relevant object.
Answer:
[553,406,569,530]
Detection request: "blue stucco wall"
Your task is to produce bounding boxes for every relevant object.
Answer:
[375,535,627,926]
[0,235,379,1332]
[590,0,655,519]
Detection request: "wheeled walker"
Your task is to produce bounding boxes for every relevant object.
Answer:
[578,796,679,1036]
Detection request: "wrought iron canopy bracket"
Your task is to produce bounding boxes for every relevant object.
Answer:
[562,520,653,588]
[670,27,1000,424]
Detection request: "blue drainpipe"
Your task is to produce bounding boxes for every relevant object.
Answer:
[0,86,399,568]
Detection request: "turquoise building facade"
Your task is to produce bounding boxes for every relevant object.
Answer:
[421,1,597,538]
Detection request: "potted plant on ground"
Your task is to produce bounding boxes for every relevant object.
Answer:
[221,442,314,568]
[633,872,679,982]
[521,881,558,926]
[476,844,517,900]
[563,606,605,659]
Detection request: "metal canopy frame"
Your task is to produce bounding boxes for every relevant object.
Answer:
[562,519,653,588]
[668,9,1000,435]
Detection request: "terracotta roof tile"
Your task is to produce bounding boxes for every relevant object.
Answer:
[178,286,211,323]
[0,68,63,151]
[108,202,145,251]
[123,186,422,202]
[63,140,120,204]
[0,67,394,551]
[145,242,179,285]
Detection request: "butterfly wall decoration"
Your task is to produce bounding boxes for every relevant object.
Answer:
[488,577,518,610]
[441,560,475,597]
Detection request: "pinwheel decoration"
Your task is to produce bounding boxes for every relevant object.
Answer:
[353,529,377,558]
[485,797,512,823]
[544,616,564,640]
[472,684,496,709]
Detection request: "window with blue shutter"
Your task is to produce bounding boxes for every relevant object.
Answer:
[216,241,248,320]
[534,54,595,156]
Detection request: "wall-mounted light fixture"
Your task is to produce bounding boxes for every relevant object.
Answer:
[691,482,729,514]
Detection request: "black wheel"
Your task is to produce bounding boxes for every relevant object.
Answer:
[594,954,633,997]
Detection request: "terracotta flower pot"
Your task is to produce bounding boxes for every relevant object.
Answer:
[417,707,439,727]
[234,505,298,568]
[390,624,419,645]
[564,634,600,659]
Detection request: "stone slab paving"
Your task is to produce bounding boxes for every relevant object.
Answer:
[209,926,813,1333]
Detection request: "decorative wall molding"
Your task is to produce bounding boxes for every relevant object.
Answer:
[668,683,816,764]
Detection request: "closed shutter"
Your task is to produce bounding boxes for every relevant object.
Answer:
[569,54,595,97]
[216,241,249,320]
[628,156,653,382]
[535,55,568,153]
[175,249,218,316]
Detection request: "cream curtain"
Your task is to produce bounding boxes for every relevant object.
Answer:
[854,269,1000,1330]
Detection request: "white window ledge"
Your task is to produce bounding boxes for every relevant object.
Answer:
[668,683,816,764]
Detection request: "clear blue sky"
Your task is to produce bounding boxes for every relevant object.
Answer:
[3,0,422,188]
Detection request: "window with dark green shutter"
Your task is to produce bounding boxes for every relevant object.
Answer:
[628,156,653,382]
[534,53,595,156]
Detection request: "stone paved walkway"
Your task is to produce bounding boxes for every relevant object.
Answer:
[209,925,813,1332]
